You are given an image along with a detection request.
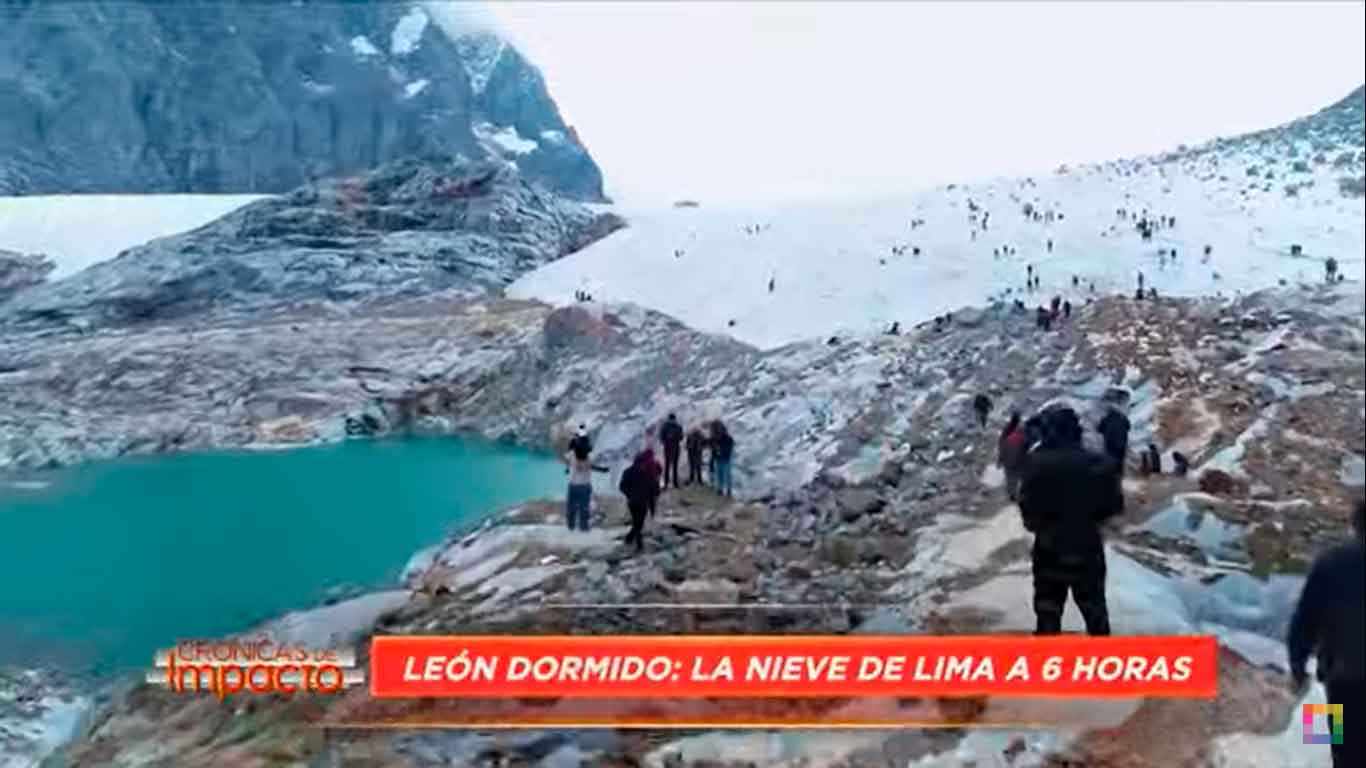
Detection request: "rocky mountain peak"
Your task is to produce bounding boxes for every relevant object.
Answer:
[0,1,606,200]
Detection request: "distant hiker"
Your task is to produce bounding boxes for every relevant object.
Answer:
[1050,295,1061,315]
[1072,275,1079,287]
[710,421,736,498]
[659,414,685,489]
[1097,408,1131,472]
[1035,306,1050,330]
[973,393,993,428]
[1063,300,1072,319]
[1137,271,1145,294]
[1047,239,1053,252]
[619,452,657,552]
[1288,499,1364,768]
[685,426,706,485]
[887,321,900,335]
[1171,451,1189,477]
[564,440,595,531]
[641,447,663,518]
[768,276,776,293]
[1088,281,1096,294]
[1018,406,1124,636]
[998,410,1027,500]
[1204,244,1212,257]
[912,246,921,256]
[1148,287,1158,300]
[1326,257,1339,283]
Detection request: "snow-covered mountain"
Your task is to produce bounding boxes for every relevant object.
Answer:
[0,2,605,200]
[510,86,1365,349]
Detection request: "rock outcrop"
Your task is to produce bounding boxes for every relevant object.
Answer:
[2,157,624,329]
[0,2,605,200]
[0,249,53,304]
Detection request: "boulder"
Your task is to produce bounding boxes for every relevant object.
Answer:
[542,306,624,351]
[1199,468,1239,496]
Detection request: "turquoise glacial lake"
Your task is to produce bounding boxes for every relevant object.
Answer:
[0,436,566,676]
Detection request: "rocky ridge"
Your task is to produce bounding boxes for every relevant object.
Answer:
[4,276,1360,766]
[0,157,623,332]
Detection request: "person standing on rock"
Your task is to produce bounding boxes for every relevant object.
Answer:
[1018,407,1124,636]
[998,410,1027,501]
[1288,499,1364,768]
[563,438,596,532]
[972,393,993,428]
[619,453,656,553]
[685,425,706,485]
[641,446,663,517]
[710,421,736,498]
[1097,407,1131,473]
[659,414,685,490]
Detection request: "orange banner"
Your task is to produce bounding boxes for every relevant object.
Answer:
[369,635,1217,699]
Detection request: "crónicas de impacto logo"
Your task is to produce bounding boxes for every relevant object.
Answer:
[1303,703,1344,745]
[147,639,363,699]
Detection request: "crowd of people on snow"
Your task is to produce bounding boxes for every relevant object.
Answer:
[989,398,1361,767]
[561,415,737,552]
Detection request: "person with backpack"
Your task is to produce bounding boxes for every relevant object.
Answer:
[1288,499,1364,768]
[1018,407,1125,636]
[659,414,685,490]
[710,421,736,498]
[684,425,706,485]
[619,453,657,553]
[998,410,1027,500]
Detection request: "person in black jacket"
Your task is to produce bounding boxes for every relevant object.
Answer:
[684,426,706,485]
[1288,499,1364,768]
[972,393,993,428]
[1018,407,1124,635]
[659,414,685,489]
[711,420,736,497]
[619,452,657,552]
[1096,408,1130,472]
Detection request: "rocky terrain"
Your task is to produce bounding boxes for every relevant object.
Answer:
[0,157,623,334]
[0,249,53,304]
[0,2,605,200]
[3,269,1361,764]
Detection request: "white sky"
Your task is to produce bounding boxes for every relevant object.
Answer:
[471,1,1366,205]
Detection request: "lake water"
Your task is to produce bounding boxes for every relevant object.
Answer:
[0,437,565,676]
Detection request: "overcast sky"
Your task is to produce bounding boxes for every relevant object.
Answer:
[467,1,1365,205]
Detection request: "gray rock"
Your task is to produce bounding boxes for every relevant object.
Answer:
[0,3,605,200]
[0,250,54,305]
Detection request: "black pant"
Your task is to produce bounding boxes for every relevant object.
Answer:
[1032,550,1110,635]
[663,448,681,488]
[686,451,703,484]
[1327,679,1364,768]
[624,503,648,551]
[976,409,988,427]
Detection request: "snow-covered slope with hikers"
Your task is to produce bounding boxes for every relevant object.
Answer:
[510,87,1365,350]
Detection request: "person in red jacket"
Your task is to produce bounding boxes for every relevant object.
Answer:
[998,410,1027,501]
[641,446,663,517]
